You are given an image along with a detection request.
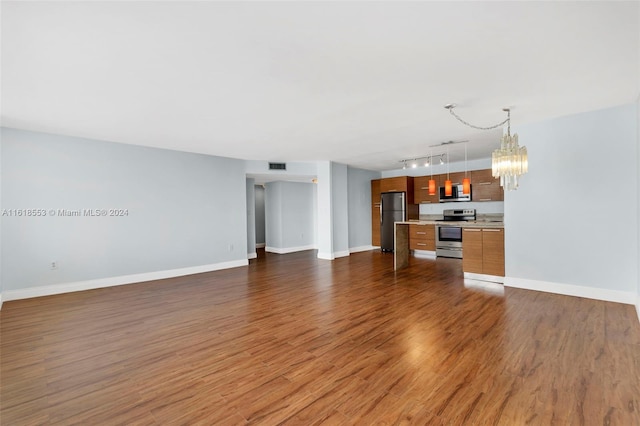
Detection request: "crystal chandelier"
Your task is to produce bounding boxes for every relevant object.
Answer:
[491,109,528,191]
[445,104,528,191]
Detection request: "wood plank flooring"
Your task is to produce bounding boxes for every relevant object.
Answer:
[1,249,639,425]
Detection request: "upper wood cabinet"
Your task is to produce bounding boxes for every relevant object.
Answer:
[371,179,381,206]
[470,169,504,202]
[414,175,441,204]
[445,172,466,186]
[380,176,407,193]
[379,176,416,206]
[409,169,503,203]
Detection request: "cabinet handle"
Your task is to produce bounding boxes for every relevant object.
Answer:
[483,229,502,232]
[421,201,432,204]
[479,198,492,201]
[417,243,427,246]
[478,182,492,186]
[420,187,428,189]
[464,229,481,232]
[416,232,426,235]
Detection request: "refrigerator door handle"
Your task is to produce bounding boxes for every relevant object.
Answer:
[380,198,383,225]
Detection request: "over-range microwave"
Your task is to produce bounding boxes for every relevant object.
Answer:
[439,184,471,203]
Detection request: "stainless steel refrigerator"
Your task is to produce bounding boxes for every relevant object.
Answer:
[380,192,406,252]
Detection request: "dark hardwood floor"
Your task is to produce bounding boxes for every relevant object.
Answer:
[1,249,639,425]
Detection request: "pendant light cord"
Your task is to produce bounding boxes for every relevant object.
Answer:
[447,105,510,131]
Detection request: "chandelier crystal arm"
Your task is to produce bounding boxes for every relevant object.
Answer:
[445,104,509,131]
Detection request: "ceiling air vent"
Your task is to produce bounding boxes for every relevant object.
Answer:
[269,162,287,170]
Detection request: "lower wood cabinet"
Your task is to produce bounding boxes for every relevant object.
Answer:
[409,224,435,251]
[371,205,381,247]
[462,228,504,276]
[371,179,381,246]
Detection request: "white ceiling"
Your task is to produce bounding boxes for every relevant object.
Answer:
[2,1,639,171]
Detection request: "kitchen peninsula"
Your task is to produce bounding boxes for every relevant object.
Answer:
[394,219,505,282]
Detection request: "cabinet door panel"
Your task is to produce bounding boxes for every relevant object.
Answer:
[462,228,483,273]
[409,224,435,250]
[471,169,503,201]
[445,172,466,186]
[380,177,408,193]
[414,175,440,204]
[409,224,434,241]
[482,229,505,276]
[371,179,381,205]
[371,206,381,246]
[371,179,382,246]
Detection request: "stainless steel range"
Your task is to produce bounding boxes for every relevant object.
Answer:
[435,209,476,258]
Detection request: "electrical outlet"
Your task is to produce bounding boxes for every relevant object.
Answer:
[50,261,58,270]
[228,244,234,252]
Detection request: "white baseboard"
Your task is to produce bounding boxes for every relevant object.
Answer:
[317,250,352,260]
[413,250,436,259]
[334,250,350,259]
[265,245,315,255]
[255,243,265,248]
[247,252,257,259]
[505,277,635,305]
[464,272,504,284]
[2,259,249,302]
[349,245,376,253]
[317,252,334,260]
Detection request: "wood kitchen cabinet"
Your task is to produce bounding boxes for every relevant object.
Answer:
[414,175,441,204]
[380,176,408,194]
[471,169,504,202]
[482,228,505,276]
[444,172,467,186]
[462,228,505,277]
[379,176,418,213]
[371,179,381,247]
[410,168,503,203]
[371,177,419,246]
[409,224,435,251]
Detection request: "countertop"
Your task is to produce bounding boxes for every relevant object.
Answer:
[397,220,504,229]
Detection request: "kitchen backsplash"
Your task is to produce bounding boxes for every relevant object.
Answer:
[419,212,504,222]
[418,201,504,216]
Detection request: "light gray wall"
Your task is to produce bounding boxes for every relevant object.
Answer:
[265,181,315,251]
[0,130,3,306]
[264,181,282,249]
[1,128,248,291]
[347,166,380,249]
[246,178,256,257]
[254,185,265,245]
[316,161,333,259]
[331,162,349,255]
[637,96,640,320]
[505,104,638,295]
[245,160,317,176]
[419,201,504,216]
